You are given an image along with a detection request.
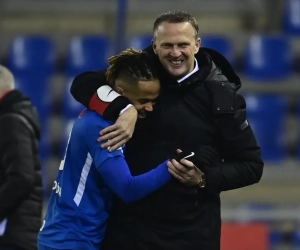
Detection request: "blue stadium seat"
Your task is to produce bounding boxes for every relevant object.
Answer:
[66,36,111,76]
[62,77,85,120]
[293,230,300,248]
[8,36,56,77]
[201,35,234,64]
[14,75,52,128]
[128,35,153,50]
[245,95,288,163]
[269,231,283,248]
[283,0,300,35]
[244,35,292,81]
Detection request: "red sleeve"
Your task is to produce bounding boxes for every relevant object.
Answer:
[70,70,132,120]
[89,92,109,115]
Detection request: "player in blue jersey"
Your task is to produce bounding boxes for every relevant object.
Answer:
[38,48,195,250]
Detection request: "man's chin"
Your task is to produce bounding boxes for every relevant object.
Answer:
[166,67,187,79]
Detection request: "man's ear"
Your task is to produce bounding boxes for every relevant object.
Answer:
[115,86,124,95]
[195,37,201,54]
[152,39,158,54]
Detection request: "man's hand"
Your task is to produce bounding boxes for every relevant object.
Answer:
[97,106,137,152]
[167,151,204,186]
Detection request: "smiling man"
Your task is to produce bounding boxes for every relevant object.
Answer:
[70,10,264,250]
[153,16,200,79]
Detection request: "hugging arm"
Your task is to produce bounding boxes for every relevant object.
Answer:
[71,70,137,151]
[70,70,132,121]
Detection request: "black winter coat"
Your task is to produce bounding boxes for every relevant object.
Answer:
[71,47,264,250]
[0,90,43,250]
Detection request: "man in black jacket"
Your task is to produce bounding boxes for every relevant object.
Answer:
[70,10,264,250]
[0,65,43,250]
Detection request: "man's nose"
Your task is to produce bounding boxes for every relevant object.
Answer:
[170,46,181,57]
[144,104,153,112]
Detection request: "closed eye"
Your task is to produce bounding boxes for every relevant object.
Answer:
[161,43,173,48]
[178,43,190,48]
[138,97,159,105]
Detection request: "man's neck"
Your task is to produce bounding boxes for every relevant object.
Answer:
[177,59,199,83]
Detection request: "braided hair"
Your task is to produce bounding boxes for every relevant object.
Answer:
[106,48,158,87]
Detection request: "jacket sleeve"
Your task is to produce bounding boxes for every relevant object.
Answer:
[203,81,264,195]
[0,116,36,221]
[70,70,132,121]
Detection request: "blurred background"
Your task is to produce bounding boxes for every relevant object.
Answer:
[0,0,300,249]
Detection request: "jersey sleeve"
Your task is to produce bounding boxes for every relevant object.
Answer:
[70,70,132,121]
[96,157,170,204]
[84,113,171,204]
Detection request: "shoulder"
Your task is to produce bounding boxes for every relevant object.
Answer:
[198,48,241,89]
[204,81,245,115]
[0,113,33,147]
[85,110,113,128]
[75,109,113,134]
[0,113,29,130]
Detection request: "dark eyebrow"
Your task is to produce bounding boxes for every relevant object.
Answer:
[178,42,190,46]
